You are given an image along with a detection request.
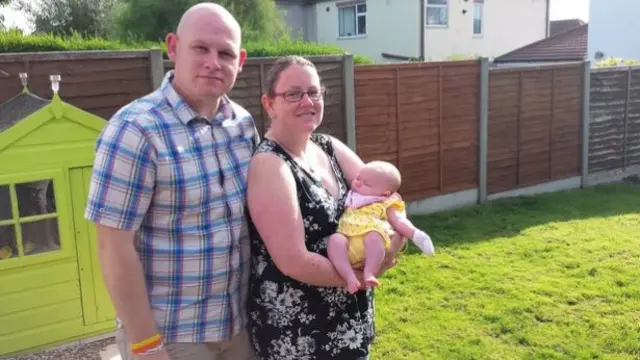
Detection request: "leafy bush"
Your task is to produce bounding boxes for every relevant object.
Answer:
[595,56,640,68]
[0,30,372,64]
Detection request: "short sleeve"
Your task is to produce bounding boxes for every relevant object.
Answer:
[385,199,406,216]
[84,117,156,231]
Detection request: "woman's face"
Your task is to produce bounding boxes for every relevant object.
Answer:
[264,64,325,134]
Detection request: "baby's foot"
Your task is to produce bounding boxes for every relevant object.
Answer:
[346,278,361,294]
[413,230,435,255]
[363,274,380,288]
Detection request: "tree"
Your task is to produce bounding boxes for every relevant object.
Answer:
[13,0,116,37]
[112,0,290,43]
[1,0,11,30]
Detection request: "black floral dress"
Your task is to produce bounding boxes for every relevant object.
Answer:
[247,134,375,360]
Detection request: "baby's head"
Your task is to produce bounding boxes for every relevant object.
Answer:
[351,161,401,197]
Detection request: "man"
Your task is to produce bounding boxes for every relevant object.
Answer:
[84,3,258,359]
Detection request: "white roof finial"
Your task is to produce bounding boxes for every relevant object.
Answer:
[19,72,28,88]
[50,75,61,93]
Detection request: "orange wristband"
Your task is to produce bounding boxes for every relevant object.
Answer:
[131,333,162,355]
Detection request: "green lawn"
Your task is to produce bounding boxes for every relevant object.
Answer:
[373,184,640,360]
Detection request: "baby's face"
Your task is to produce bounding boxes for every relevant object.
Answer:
[351,167,392,197]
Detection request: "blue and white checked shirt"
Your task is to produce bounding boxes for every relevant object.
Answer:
[85,71,258,343]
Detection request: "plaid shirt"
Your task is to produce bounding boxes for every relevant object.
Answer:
[85,71,258,343]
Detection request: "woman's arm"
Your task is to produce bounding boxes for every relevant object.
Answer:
[247,152,351,287]
[329,136,365,185]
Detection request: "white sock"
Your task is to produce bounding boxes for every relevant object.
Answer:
[412,229,435,255]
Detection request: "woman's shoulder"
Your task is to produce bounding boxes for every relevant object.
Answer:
[310,132,338,153]
[255,138,278,154]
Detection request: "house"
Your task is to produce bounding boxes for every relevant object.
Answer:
[493,22,587,66]
[549,18,585,36]
[276,0,551,63]
[588,0,640,62]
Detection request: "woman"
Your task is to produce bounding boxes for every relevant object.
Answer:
[246,55,406,359]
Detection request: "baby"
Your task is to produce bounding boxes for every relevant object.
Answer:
[327,160,435,294]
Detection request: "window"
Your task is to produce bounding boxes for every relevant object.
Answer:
[338,2,367,37]
[426,0,448,27]
[473,0,484,35]
[0,179,60,261]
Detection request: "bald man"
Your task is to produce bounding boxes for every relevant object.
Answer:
[85,3,258,359]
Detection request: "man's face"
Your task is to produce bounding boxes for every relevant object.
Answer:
[166,15,246,100]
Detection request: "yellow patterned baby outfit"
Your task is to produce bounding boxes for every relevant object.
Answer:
[337,196,406,268]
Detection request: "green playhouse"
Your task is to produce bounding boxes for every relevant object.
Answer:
[0,74,116,356]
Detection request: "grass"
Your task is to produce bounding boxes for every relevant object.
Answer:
[373,184,640,360]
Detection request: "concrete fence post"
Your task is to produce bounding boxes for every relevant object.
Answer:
[580,60,591,187]
[149,48,165,91]
[478,57,490,203]
[343,53,357,151]
[622,66,632,170]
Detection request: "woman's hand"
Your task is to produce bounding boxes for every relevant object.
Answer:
[378,231,407,277]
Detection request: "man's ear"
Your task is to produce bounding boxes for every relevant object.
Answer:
[238,48,247,73]
[165,33,178,61]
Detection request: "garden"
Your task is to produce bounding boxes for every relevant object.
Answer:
[374,184,640,359]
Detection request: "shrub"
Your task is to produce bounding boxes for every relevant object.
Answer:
[0,30,372,64]
[595,56,640,68]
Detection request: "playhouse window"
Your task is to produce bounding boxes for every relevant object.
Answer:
[0,179,60,261]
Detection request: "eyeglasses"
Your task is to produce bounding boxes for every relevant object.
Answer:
[274,87,327,103]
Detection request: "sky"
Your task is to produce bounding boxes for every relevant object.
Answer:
[1,0,590,33]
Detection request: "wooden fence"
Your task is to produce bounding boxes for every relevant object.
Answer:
[354,60,480,201]
[0,51,350,143]
[0,50,158,120]
[589,66,640,173]
[487,64,585,194]
[2,48,638,211]
[163,55,350,141]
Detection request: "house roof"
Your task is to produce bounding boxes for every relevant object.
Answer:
[0,91,51,133]
[493,24,588,63]
[550,19,586,36]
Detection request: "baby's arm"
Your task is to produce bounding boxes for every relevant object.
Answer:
[386,207,418,239]
[386,207,435,255]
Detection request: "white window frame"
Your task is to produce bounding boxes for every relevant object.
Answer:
[337,2,367,38]
[473,0,484,36]
[426,0,448,27]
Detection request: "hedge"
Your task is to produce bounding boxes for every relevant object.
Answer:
[0,30,372,64]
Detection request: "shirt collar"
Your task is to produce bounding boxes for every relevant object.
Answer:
[160,70,234,125]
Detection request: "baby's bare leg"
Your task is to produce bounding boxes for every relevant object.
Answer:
[327,233,361,294]
[362,231,387,287]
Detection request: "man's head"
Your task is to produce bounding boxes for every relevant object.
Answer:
[166,3,247,104]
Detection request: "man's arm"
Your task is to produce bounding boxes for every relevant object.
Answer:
[84,116,159,344]
[96,225,160,343]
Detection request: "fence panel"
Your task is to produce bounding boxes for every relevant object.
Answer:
[488,63,584,194]
[0,51,154,120]
[164,56,348,142]
[354,60,480,201]
[589,67,640,173]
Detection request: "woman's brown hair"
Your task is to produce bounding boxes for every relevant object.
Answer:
[263,55,318,98]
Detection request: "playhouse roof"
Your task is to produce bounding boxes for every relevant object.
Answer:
[0,92,51,133]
